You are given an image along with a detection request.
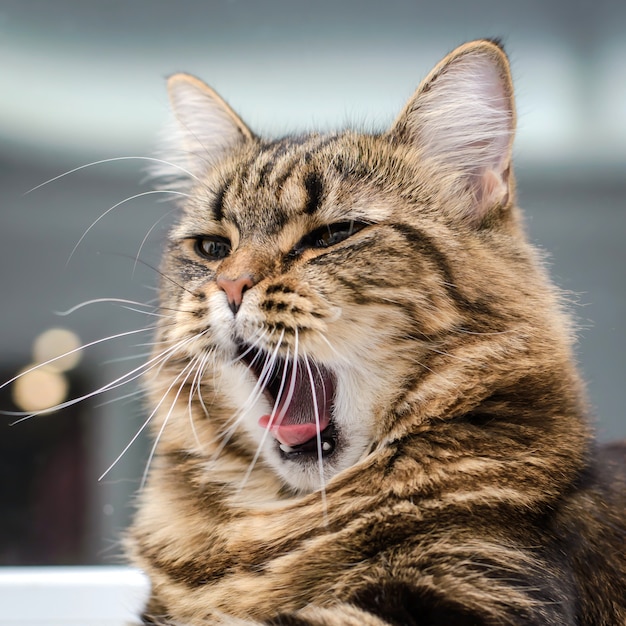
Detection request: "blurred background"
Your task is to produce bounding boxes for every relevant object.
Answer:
[0,0,624,565]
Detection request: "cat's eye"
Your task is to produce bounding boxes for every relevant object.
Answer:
[194,236,231,261]
[292,221,367,256]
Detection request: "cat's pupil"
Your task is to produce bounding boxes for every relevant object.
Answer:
[195,236,231,261]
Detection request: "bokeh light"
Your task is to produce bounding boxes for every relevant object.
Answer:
[33,328,83,373]
[12,365,69,413]
[11,328,82,413]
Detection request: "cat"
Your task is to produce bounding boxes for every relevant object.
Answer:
[126,39,626,625]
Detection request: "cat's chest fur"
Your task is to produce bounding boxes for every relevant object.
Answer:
[127,40,626,625]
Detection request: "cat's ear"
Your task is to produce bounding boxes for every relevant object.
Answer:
[389,40,515,223]
[156,73,254,186]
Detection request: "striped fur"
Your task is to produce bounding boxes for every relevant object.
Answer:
[128,41,626,625]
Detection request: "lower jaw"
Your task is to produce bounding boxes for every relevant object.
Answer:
[277,422,338,461]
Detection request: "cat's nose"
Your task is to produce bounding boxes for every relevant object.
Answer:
[216,274,255,315]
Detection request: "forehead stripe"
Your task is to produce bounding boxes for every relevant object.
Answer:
[303,171,324,215]
[212,174,234,222]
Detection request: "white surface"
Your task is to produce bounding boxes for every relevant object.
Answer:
[0,566,150,625]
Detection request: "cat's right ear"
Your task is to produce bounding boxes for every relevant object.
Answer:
[389,40,515,225]
[156,73,254,186]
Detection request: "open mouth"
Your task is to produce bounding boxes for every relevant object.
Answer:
[238,344,338,460]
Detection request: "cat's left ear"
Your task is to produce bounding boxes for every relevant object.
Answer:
[157,73,254,184]
[389,40,515,224]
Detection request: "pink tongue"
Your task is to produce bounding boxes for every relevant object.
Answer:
[258,364,332,446]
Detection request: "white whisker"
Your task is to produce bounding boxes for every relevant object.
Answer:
[209,352,274,463]
[228,329,268,366]
[214,331,270,435]
[268,337,289,423]
[275,330,299,425]
[0,327,152,393]
[7,332,202,428]
[25,156,201,195]
[99,331,211,480]
[236,331,286,492]
[187,350,215,450]
[195,350,216,422]
[102,352,154,365]
[67,189,189,265]
[205,327,285,467]
[55,298,158,316]
[303,349,328,525]
[316,333,350,364]
[133,208,178,277]
[94,388,145,408]
[140,356,205,489]
[118,307,172,319]
[312,360,328,409]
[236,340,279,417]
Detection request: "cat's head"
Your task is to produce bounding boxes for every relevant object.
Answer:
[148,41,560,494]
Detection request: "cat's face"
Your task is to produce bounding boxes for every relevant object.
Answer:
[160,135,460,492]
[151,41,519,493]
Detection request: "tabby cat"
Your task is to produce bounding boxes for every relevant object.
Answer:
[128,40,626,625]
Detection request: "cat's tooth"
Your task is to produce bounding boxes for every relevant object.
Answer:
[322,442,332,451]
[279,443,294,453]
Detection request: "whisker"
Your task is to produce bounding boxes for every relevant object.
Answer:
[303,350,328,525]
[268,334,289,423]
[312,360,328,409]
[316,333,350,364]
[236,339,280,417]
[101,352,155,365]
[209,348,274,462]
[236,332,286,492]
[188,350,215,450]
[6,331,201,426]
[55,298,160,316]
[133,208,178,277]
[229,329,268,366]
[275,331,299,425]
[204,328,274,466]
[194,350,217,423]
[0,327,152,393]
[198,330,272,450]
[94,387,145,408]
[117,307,172,318]
[119,255,199,297]
[99,334,208,481]
[139,357,202,489]
[67,189,189,265]
[24,156,201,195]
[236,335,286,492]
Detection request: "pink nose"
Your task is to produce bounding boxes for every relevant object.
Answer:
[216,274,255,315]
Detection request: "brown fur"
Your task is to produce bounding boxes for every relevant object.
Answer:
[127,40,626,625]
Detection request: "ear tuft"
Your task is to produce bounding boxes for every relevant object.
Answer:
[390,40,516,223]
[153,73,253,189]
